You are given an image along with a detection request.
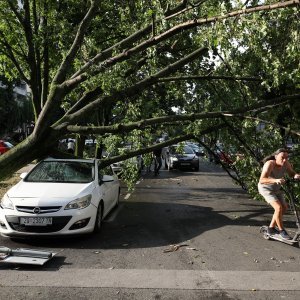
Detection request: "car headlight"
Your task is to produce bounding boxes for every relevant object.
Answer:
[64,195,92,210]
[171,157,178,162]
[1,194,14,210]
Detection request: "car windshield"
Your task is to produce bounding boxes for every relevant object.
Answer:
[188,144,198,150]
[170,145,194,155]
[25,161,94,183]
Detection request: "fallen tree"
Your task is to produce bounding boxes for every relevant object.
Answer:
[0,0,299,183]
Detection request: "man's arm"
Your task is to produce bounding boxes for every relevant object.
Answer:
[286,161,300,179]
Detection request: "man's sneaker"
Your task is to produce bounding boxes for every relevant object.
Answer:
[279,229,292,240]
[267,227,279,235]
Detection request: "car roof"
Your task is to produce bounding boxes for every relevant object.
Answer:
[43,157,96,163]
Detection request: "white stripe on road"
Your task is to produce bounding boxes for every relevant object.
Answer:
[124,193,131,200]
[1,269,300,290]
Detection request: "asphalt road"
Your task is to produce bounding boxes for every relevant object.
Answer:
[1,161,300,299]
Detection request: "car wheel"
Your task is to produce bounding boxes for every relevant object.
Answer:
[94,203,103,233]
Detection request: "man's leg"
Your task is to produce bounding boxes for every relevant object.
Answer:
[157,157,162,173]
[154,157,158,175]
[269,200,284,230]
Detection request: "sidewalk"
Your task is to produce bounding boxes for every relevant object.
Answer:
[16,163,36,174]
[0,163,36,199]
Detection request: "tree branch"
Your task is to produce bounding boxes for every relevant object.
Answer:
[53,0,101,84]
[70,0,206,79]
[67,0,299,89]
[158,75,262,82]
[0,33,29,83]
[66,87,103,115]
[34,1,101,135]
[165,0,207,19]
[235,115,300,137]
[7,0,24,25]
[99,123,225,169]
[58,47,209,126]
[65,94,299,135]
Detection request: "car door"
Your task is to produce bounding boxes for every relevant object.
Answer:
[97,164,117,216]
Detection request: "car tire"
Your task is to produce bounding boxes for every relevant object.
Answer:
[94,202,103,233]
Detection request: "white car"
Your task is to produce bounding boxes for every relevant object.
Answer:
[0,158,120,237]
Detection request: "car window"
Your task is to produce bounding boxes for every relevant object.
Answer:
[98,165,114,177]
[4,142,14,148]
[25,161,94,183]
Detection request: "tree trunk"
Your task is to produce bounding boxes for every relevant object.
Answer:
[76,135,86,157]
[0,130,60,181]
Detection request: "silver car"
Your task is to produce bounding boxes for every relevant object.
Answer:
[165,145,199,171]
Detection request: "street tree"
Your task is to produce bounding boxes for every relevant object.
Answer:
[0,0,299,189]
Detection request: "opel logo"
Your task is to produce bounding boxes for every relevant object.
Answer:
[33,207,41,214]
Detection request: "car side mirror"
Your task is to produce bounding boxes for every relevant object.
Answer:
[20,172,28,179]
[100,175,114,184]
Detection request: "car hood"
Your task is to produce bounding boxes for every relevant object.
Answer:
[7,181,94,199]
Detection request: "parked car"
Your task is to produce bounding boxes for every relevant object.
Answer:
[111,155,143,174]
[111,160,123,174]
[105,148,143,175]
[165,144,199,171]
[210,149,233,165]
[0,158,120,237]
[0,140,14,155]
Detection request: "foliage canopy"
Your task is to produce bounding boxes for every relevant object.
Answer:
[0,0,299,197]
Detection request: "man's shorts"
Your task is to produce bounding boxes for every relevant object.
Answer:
[258,184,287,205]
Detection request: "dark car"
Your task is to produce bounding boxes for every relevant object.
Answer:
[0,140,14,155]
[165,144,199,171]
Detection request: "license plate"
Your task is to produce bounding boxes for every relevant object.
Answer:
[20,217,52,226]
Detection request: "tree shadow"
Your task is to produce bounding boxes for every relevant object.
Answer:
[4,161,296,254]
[8,200,277,250]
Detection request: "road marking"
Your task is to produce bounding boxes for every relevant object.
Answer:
[1,269,300,290]
[124,193,131,200]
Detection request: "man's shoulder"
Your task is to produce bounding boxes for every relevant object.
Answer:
[264,160,275,170]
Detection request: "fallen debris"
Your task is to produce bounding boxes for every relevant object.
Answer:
[163,244,188,253]
[0,246,56,266]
